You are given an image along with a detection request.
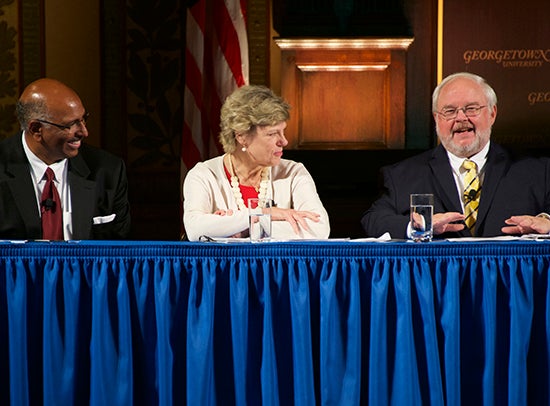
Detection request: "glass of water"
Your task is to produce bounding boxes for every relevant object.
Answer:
[248,198,272,242]
[410,194,434,242]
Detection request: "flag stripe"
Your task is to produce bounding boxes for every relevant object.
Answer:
[182,0,248,175]
[182,2,206,168]
[214,0,247,87]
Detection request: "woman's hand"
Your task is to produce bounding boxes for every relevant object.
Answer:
[213,209,234,216]
[212,209,248,238]
[270,207,321,235]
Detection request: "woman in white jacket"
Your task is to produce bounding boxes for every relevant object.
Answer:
[183,85,330,241]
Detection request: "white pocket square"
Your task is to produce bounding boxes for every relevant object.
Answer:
[93,214,116,225]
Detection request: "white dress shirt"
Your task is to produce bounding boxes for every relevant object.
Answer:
[446,141,490,210]
[22,132,73,239]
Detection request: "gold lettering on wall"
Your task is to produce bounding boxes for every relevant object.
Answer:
[443,0,550,147]
[463,49,550,68]
[528,91,550,105]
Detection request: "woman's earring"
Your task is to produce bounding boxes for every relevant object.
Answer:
[241,146,247,152]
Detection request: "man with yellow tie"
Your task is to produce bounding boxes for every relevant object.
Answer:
[362,72,550,239]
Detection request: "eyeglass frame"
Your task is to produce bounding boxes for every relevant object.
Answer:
[36,112,90,131]
[435,105,487,120]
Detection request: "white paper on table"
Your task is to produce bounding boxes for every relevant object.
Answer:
[349,232,393,242]
[520,233,550,240]
[201,233,394,243]
[200,237,250,243]
[445,235,522,242]
[201,237,351,243]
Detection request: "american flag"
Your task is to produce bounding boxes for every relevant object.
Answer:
[182,0,249,177]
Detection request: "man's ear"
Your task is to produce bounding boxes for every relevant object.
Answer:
[28,121,42,137]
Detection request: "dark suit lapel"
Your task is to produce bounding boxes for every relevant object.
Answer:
[429,145,463,213]
[68,154,95,240]
[4,135,42,235]
[476,144,508,229]
[6,160,42,234]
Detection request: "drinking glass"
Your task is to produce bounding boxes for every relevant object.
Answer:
[410,194,434,242]
[248,198,272,242]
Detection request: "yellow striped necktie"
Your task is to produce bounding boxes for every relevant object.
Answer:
[462,159,480,235]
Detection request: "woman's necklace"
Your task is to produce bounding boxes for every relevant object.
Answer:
[226,154,269,210]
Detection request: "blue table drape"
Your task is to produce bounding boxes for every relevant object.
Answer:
[0,240,549,405]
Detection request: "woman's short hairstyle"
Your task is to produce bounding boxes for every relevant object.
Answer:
[432,72,498,112]
[219,85,290,153]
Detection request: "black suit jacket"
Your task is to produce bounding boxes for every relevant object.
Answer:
[0,133,131,240]
[361,143,550,239]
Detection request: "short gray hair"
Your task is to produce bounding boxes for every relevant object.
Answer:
[16,99,49,130]
[219,85,290,153]
[432,72,497,112]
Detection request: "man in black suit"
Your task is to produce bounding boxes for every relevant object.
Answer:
[361,72,550,239]
[0,78,131,240]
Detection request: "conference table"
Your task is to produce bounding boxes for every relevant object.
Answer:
[1,238,549,405]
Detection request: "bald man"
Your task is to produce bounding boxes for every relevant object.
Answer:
[0,78,131,240]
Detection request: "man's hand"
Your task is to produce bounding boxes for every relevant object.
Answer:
[433,212,466,235]
[502,215,550,235]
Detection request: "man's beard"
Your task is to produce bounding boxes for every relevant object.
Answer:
[438,126,491,158]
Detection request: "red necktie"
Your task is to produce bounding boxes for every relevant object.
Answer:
[41,168,63,240]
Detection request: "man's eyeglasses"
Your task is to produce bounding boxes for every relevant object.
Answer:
[436,105,486,120]
[36,112,90,131]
